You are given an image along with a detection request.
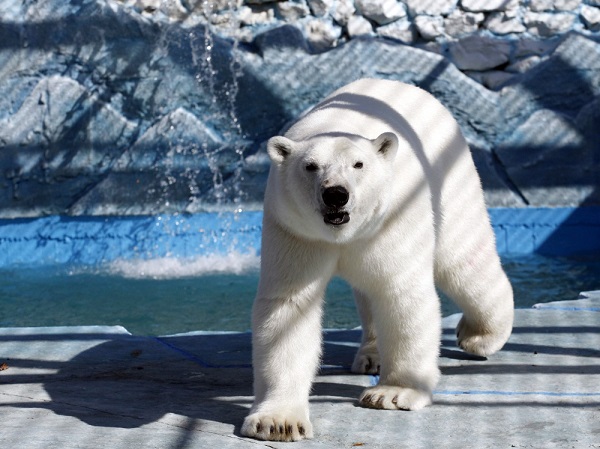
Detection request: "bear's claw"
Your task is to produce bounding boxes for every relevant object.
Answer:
[242,412,313,442]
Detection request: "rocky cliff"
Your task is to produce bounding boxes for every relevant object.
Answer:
[0,0,598,217]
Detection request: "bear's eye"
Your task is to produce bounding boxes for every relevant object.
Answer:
[354,162,363,169]
[305,163,319,172]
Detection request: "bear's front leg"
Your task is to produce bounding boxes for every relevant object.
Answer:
[241,293,324,441]
[241,215,336,442]
[357,282,442,411]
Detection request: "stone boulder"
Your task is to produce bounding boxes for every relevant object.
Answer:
[495,109,592,206]
[0,0,599,217]
[447,34,512,71]
[0,76,136,217]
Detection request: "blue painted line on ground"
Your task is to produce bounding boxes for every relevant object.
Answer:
[434,390,600,397]
[533,306,600,312]
[370,376,600,396]
[153,337,252,369]
[154,337,214,368]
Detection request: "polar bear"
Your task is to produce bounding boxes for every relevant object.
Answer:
[241,78,514,442]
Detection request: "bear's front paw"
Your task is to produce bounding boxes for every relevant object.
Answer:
[351,344,380,374]
[241,411,313,442]
[359,385,432,411]
[456,315,511,357]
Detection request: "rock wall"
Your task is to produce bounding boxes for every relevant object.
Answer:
[0,0,599,217]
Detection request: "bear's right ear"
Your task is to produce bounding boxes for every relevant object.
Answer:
[372,132,399,161]
[267,136,296,165]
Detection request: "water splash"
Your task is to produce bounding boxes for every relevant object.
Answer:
[107,252,260,279]
[157,0,246,214]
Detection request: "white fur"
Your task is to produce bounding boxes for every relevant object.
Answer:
[241,79,514,442]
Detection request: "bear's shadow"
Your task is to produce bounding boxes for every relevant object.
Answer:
[37,328,486,432]
[35,331,359,432]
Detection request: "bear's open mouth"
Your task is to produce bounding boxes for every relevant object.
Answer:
[323,211,350,226]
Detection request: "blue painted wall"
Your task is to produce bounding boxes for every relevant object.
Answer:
[1,208,598,268]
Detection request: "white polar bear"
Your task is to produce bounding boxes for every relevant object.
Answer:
[241,78,514,442]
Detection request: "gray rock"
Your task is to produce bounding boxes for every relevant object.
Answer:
[355,0,407,25]
[253,23,310,56]
[461,0,519,12]
[0,76,84,147]
[554,0,580,9]
[470,147,527,207]
[276,1,310,21]
[529,0,555,10]
[131,0,162,14]
[346,15,374,37]
[303,17,342,51]
[524,11,576,36]
[529,0,580,11]
[0,76,137,216]
[238,5,275,25]
[581,4,600,30]
[159,0,189,19]
[331,0,355,25]
[115,108,224,170]
[503,33,600,122]
[485,11,526,35]
[497,34,600,207]
[414,15,445,40]
[376,17,416,43]
[513,36,561,57]
[575,98,600,205]
[495,109,592,206]
[505,55,543,73]
[576,97,600,147]
[447,34,512,71]
[1,0,599,217]
[71,108,229,215]
[465,69,515,90]
[403,0,457,16]
[236,35,517,201]
[444,10,486,37]
[239,33,502,144]
[307,0,334,17]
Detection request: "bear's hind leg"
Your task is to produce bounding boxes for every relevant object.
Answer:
[436,237,514,357]
[351,289,380,374]
[357,282,441,411]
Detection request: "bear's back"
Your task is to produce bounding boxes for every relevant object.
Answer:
[286,79,463,162]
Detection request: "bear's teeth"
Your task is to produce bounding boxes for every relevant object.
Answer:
[324,212,350,226]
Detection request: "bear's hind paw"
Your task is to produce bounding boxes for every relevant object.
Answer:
[456,316,511,357]
[351,345,380,374]
[359,385,432,411]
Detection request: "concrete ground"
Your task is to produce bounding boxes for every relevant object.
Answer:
[1,292,599,448]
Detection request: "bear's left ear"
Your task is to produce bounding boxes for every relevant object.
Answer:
[267,136,296,165]
[372,132,398,160]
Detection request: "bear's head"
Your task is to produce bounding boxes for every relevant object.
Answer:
[265,132,399,244]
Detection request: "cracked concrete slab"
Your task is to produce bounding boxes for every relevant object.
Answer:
[1,295,599,448]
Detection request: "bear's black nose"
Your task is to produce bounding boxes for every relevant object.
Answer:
[322,186,349,208]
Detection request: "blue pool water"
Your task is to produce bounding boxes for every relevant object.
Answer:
[0,254,598,336]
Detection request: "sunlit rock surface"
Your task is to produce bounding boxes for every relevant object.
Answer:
[0,0,599,217]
